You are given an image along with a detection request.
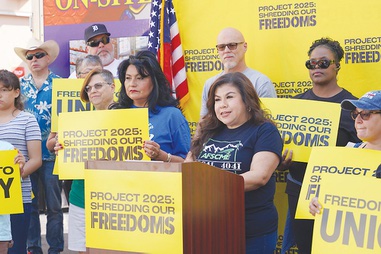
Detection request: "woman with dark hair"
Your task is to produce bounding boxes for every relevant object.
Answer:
[114,50,190,162]
[281,37,360,254]
[186,72,283,254]
[0,69,41,254]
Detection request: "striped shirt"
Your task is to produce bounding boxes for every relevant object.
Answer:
[0,111,41,203]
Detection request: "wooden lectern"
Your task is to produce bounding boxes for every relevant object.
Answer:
[85,161,245,254]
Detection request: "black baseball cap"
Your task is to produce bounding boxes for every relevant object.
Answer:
[84,24,111,42]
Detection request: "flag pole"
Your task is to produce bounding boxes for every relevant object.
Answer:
[159,0,165,69]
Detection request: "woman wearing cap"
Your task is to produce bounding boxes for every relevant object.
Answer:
[0,70,42,254]
[54,69,115,254]
[309,90,381,215]
[112,50,190,163]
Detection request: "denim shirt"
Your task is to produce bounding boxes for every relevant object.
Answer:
[20,71,61,161]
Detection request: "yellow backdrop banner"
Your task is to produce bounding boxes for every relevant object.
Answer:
[85,169,183,253]
[57,109,149,179]
[173,0,381,136]
[0,150,23,214]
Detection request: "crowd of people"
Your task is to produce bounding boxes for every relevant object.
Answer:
[0,23,380,254]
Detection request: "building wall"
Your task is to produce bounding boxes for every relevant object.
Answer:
[0,0,41,75]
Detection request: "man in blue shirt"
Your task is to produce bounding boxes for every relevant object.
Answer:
[15,39,63,254]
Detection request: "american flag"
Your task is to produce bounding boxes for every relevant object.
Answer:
[148,0,189,106]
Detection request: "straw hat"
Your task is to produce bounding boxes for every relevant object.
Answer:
[14,38,60,63]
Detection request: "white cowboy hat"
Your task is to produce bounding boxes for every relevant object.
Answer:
[14,38,60,63]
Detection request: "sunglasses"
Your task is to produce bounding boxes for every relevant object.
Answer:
[85,82,111,93]
[305,59,335,69]
[26,52,47,61]
[350,110,381,120]
[87,36,110,47]
[216,42,244,51]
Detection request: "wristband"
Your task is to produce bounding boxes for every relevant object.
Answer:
[166,153,172,162]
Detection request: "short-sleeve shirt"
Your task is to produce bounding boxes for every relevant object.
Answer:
[0,111,41,203]
[20,71,60,161]
[196,121,283,238]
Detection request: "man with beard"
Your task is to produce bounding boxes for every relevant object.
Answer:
[199,27,276,117]
[69,24,122,78]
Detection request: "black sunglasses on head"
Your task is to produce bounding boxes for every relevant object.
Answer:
[87,36,110,47]
[305,59,335,69]
[26,52,47,61]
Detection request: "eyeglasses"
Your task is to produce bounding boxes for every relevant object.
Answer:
[87,36,110,47]
[216,42,244,51]
[26,52,47,61]
[85,82,111,93]
[350,110,381,120]
[305,59,335,69]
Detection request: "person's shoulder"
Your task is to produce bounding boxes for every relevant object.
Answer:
[244,67,269,78]
[15,111,36,122]
[158,105,182,115]
[259,121,278,130]
[19,110,36,119]
[339,88,357,100]
[20,73,33,82]
[244,67,264,76]
[244,67,272,84]
[49,71,61,79]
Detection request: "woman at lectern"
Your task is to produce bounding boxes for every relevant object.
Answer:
[185,72,283,254]
[111,50,190,163]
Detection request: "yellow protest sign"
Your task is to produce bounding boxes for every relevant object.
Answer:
[296,147,381,220]
[85,169,183,253]
[261,98,340,162]
[174,0,381,132]
[57,108,149,179]
[312,171,381,253]
[0,150,23,214]
[51,78,121,132]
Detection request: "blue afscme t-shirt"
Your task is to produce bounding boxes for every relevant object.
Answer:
[197,120,283,238]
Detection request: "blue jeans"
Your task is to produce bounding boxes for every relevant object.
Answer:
[9,203,31,254]
[27,161,63,254]
[246,230,277,254]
